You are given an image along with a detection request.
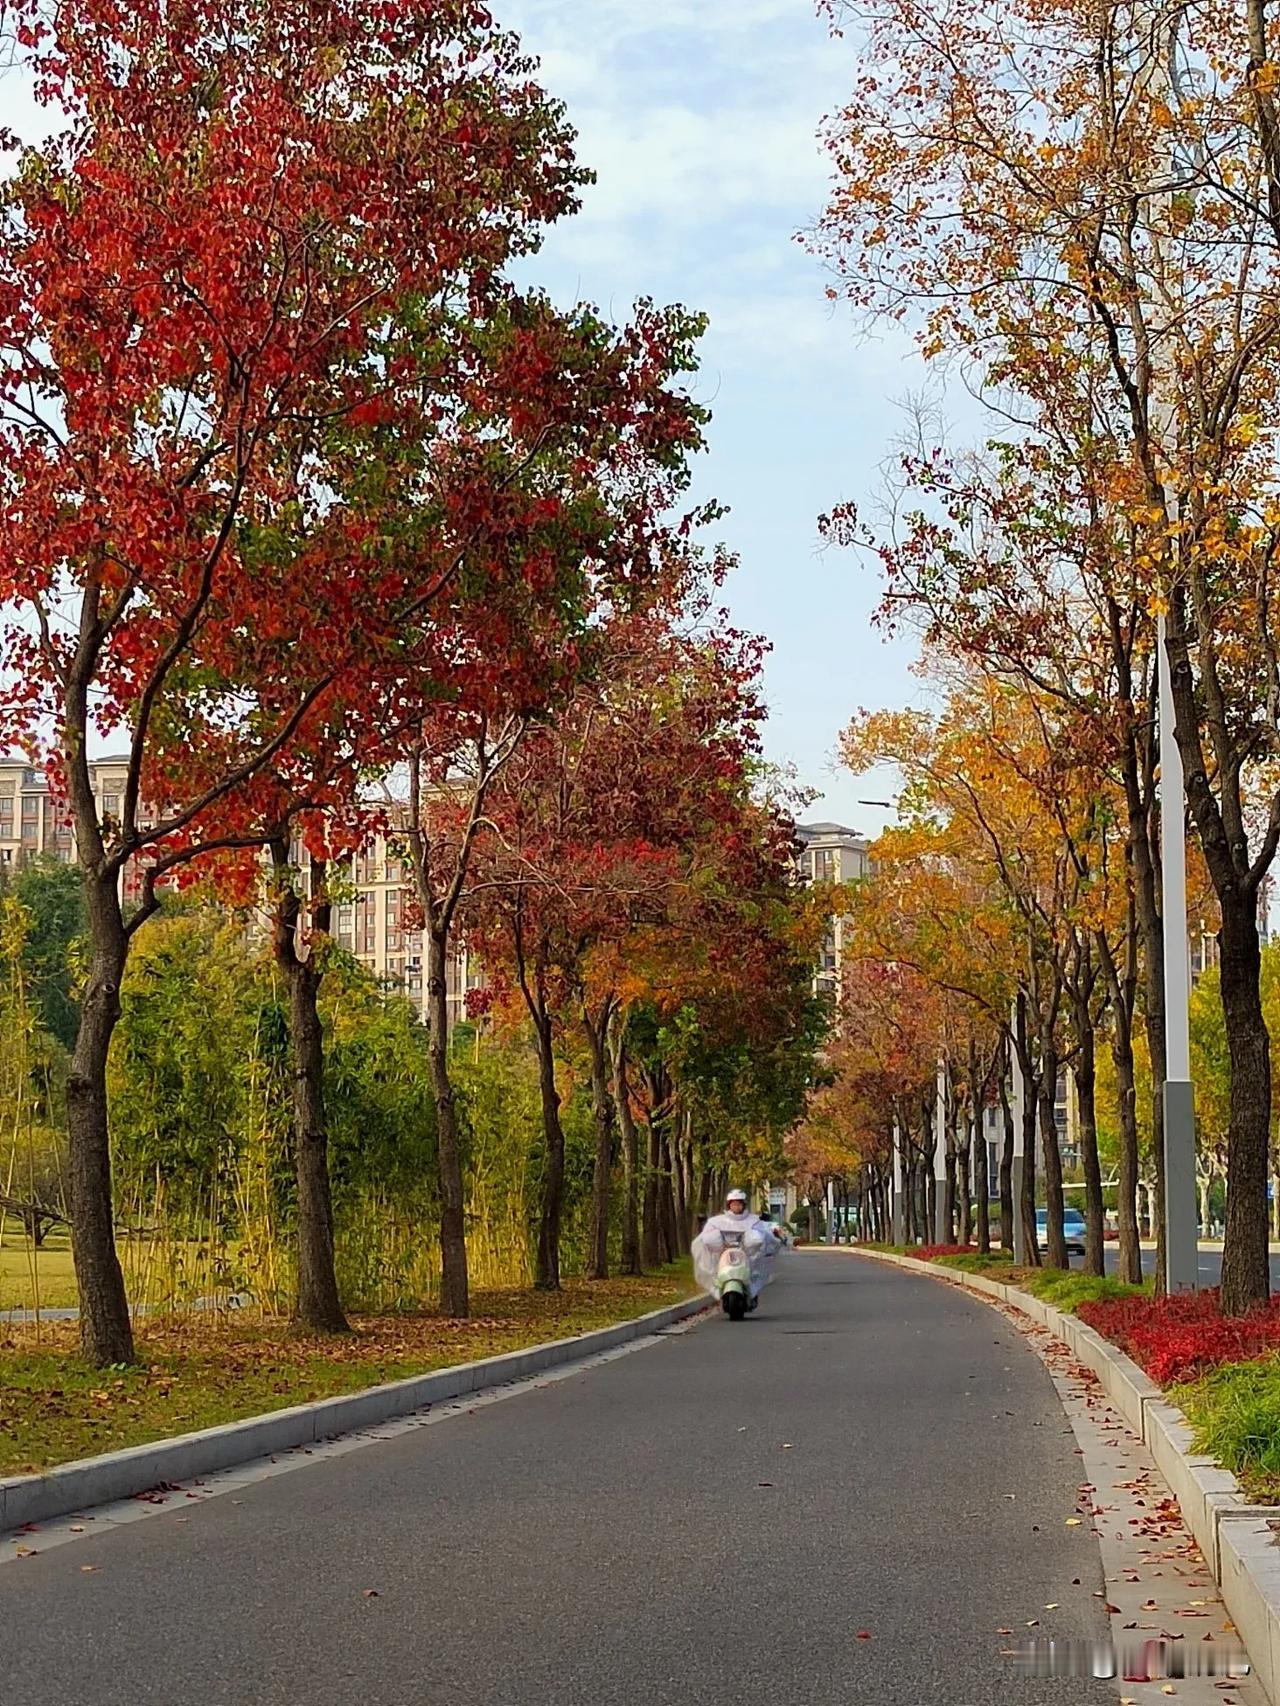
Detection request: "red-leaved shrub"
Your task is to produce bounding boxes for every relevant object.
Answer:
[912,1245,976,1262]
[1078,1288,1280,1383]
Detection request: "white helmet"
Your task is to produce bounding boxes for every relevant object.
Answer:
[726,1187,748,1208]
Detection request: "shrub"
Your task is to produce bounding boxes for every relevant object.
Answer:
[1079,1288,1280,1384]
[1022,1270,1143,1313]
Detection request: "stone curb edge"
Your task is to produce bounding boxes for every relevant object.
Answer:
[832,1247,1280,1704]
[1,1293,712,1534]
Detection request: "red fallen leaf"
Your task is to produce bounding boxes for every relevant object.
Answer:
[856,1632,872,1640]
[363,1589,379,1599]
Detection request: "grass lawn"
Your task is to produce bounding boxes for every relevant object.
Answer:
[0,1236,79,1311]
[0,1264,698,1477]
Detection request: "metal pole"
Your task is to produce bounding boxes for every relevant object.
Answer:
[1011,1000,1026,1264]
[1158,611,1199,1292]
[892,1113,905,1244]
[934,1054,948,1243]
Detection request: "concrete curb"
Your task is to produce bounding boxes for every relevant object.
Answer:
[0,1293,710,1534]
[836,1246,1280,1702]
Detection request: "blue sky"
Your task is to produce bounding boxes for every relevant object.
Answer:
[501,0,930,835]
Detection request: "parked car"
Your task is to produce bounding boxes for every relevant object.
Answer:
[1036,1206,1086,1257]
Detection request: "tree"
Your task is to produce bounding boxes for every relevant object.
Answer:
[0,0,598,1360]
[816,0,1280,1308]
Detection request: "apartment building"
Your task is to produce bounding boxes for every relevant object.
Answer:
[794,820,871,999]
[0,753,131,875]
[1,756,480,1028]
[319,827,484,1029]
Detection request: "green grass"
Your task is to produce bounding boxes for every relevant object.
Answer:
[0,1264,698,1475]
[932,1251,1018,1275]
[1174,1355,1280,1503]
[0,1238,79,1310]
[1020,1269,1148,1311]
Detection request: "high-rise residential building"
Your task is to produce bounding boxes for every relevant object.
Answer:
[1,756,480,1028]
[0,753,131,876]
[312,825,483,1030]
[793,821,871,999]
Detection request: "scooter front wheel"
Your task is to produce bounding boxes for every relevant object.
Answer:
[723,1291,747,1321]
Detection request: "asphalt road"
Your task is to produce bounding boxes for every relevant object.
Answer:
[1,1253,1114,1705]
[1096,1246,1280,1285]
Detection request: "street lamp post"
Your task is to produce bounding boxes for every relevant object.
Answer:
[934,1055,948,1243]
[892,1112,905,1243]
[1158,612,1199,1292]
[1011,998,1026,1264]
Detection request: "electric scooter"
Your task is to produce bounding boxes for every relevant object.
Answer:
[715,1233,755,1321]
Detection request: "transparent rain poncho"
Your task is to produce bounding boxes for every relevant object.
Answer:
[692,1211,778,1299]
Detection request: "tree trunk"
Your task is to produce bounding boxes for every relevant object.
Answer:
[533,1014,566,1291]
[672,1111,689,1249]
[997,1057,1014,1254]
[271,856,348,1334]
[943,1147,957,1243]
[957,1136,972,1246]
[1039,1042,1069,1270]
[1076,1030,1105,1278]
[1110,996,1143,1286]
[1019,1053,1041,1267]
[695,1164,712,1229]
[1219,890,1272,1313]
[642,1120,662,1269]
[609,1023,641,1275]
[65,876,134,1365]
[582,1003,614,1282]
[426,924,469,1316]
[658,1126,679,1263]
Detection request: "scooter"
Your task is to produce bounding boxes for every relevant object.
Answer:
[715,1233,756,1321]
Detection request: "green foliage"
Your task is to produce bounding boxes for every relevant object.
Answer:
[0,857,85,1048]
[932,1251,1016,1274]
[1020,1269,1147,1311]
[1175,1356,1280,1502]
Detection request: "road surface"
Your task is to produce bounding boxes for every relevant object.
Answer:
[0,1254,1121,1704]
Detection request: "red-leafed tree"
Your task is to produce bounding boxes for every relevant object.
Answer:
[460,593,788,1289]
[0,0,595,1362]
[198,293,716,1329]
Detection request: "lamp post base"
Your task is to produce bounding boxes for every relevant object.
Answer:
[1163,1078,1199,1292]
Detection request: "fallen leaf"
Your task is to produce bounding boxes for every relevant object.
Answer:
[856,1631,872,1640]
[80,1565,98,1574]
[362,1588,379,1599]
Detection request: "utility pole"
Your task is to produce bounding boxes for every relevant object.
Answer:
[1136,0,1199,1294]
[892,1112,905,1243]
[934,1054,948,1243]
[1159,611,1199,1290]
[1011,998,1026,1263]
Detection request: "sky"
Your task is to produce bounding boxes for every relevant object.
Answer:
[0,0,937,837]
[499,0,929,837]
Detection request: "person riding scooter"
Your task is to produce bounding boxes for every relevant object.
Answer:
[692,1188,778,1317]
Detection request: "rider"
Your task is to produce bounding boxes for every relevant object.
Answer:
[693,1188,777,1306]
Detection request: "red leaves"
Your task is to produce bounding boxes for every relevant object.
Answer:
[1079,1288,1280,1384]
